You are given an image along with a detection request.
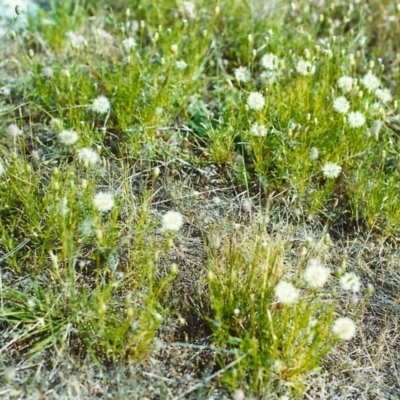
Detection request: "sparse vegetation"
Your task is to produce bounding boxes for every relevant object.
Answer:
[0,0,399,398]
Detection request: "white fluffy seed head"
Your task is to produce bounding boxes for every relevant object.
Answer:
[77,147,100,167]
[261,53,279,70]
[58,129,79,145]
[332,317,356,340]
[304,258,330,288]
[337,76,353,93]
[296,59,315,76]
[274,281,300,304]
[333,96,350,114]
[247,92,265,111]
[321,162,342,179]
[340,272,361,292]
[161,211,183,232]
[93,192,114,212]
[250,123,267,137]
[347,111,366,128]
[234,66,250,82]
[92,95,111,114]
[361,71,380,91]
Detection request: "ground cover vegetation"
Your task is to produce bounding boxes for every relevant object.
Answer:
[0,0,399,398]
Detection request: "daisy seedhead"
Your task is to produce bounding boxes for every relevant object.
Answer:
[361,71,380,92]
[122,37,137,52]
[92,95,111,114]
[333,96,350,114]
[77,147,100,167]
[322,162,342,179]
[340,272,361,293]
[375,88,392,103]
[93,192,114,212]
[247,92,265,111]
[58,129,79,145]
[304,258,330,288]
[7,124,22,138]
[261,53,279,70]
[332,317,356,340]
[274,281,300,304]
[337,76,353,93]
[296,59,315,76]
[347,111,366,128]
[234,66,250,83]
[175,60,188,70]
[161,211,183,232]
[250,123,267,137]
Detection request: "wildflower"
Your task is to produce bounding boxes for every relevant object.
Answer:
[261,53,279,70]
[175,60,188,70]
[375,88,392,103]
[274,281,300,304]
[347,111,366,128]
[92,95,111,114]
[304,258,330,288]
[333,96,350,114]
[162,210,183,232]
[322,162,342,179]
[58,129,78,145]
[309,147,319,160]
[369,102,384,117]
[77,147,100,167]
[122,37,137,52]
[361,71,380,91]
[337,76,353,93]
[234,66,250,83]
[247,92,265,111]
[340,272,361,293]
[296,59,315,76]
[332,317,356,340]
[250,123,267,137]
[66,31,87,49]
[0,162,6,175]
[93,191,114,212]
[7,124,22,138]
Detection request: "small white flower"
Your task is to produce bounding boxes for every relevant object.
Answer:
[93,192,114,212]
[361,71,380,91]
[296,59,315,76]
[77,147,100,167]
[340,272,361,293]
[322,162,342,179]
[333,96,350,114]
[92,95,111,114]
[261,53,279,70]
[375,88,392,103]
[175,60,188,70]
[337,76,353,93]
[332,317,356,340]
[274,281,300,304]
[122,37,137,52]
[234,66,250,83]
[7,124,22,138]
[309,147,319,160]
[250,123,267,137]
[162,211,183,232]
[58,129,79,145]
[347,111,366,128]
[369,102,384,117]
[0,162,6,176]
[247,92,265,111]
[304,258,330,288]
[79,218,95,237]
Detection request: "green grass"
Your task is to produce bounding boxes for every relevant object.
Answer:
[0,0,399,398]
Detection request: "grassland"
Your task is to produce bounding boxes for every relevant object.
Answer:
[0,0,399,398]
